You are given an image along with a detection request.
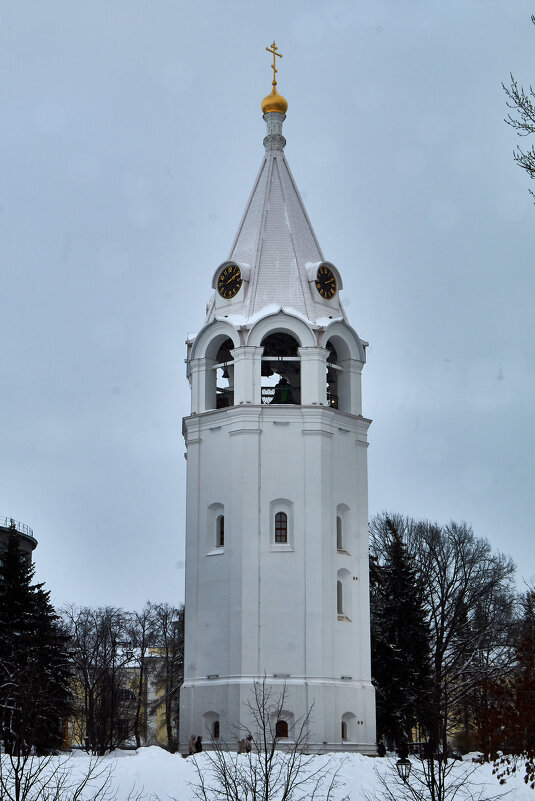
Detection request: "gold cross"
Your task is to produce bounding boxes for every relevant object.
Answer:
[266,40,283,90]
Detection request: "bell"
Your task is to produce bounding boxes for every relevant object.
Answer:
[222,364,230,380]
[261,362,273,377]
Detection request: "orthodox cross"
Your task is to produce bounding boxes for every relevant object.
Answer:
[266,41,283,90]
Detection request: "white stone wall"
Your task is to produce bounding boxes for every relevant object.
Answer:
[180,403,375,752]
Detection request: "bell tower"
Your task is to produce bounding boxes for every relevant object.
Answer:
[179,46,376,754]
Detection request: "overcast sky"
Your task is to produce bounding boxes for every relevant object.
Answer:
[2,1,534,610]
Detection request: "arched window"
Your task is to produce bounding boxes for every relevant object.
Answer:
[275,720,288,738]
[336,516,343,550]
[337,580,343,615]
[275,512,288,543]
[337,568,352,620]
[260,333,301,405]
[203,710,220,740]
[216,515,224,548]
[341,720,348,741]
[208,503,224,553]
[336,504,350,554]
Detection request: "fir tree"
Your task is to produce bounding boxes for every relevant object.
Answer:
[0,525,72,754]
[508,591,535,754]
[371,517,431,747]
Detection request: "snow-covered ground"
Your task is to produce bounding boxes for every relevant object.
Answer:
[5,747,531,801]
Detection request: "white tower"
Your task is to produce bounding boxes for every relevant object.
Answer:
[180,50,376,754]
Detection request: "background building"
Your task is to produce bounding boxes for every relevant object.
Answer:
[0,517,37,560]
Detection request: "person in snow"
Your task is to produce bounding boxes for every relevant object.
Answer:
[188,734,196,755]
[245,734,253,753]
[195,735,203,752]
[237,738,246,754]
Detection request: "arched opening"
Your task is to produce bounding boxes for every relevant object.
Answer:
[336,505,350,553]
[275,720,289,738]
[336,516,343,551]
[275,512,288,543]
[203,710,220,740]
[260,333,301,405]
[207,503,224,553]
[324,331,362,413]
[215,338,235,408]
[342,712,357,742]
[337,568,352,620]
[337,580,343,615]
[216,515,224,548]
[326,341,340,408]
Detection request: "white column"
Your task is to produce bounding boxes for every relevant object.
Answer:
[231,346,264,405]
[298,347,329,406]
[190,357,216,413]
[338,358,364,415]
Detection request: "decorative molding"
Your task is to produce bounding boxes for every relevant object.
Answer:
[229,427,262,437]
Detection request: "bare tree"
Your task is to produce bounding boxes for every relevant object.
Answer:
[147,603,184,752]
[190,678,345,801]
[62,606,137,754]
[126,603,154,749]
[367,752,503,801]
[0,751,115,801]
[503,15,535,201]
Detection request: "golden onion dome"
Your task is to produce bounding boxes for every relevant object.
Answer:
[261,88,288,115]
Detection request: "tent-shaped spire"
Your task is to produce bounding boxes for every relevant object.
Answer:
[206,70,345,326]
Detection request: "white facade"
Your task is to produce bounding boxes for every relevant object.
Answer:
[179,99,376,753]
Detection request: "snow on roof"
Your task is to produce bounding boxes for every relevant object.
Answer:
[205,124,347,328]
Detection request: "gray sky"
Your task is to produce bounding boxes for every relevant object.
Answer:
[2,0,534,610]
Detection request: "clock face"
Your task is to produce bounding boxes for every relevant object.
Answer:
[315,264,337,300]
[217,264,242,299]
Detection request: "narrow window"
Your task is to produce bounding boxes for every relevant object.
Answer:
[341,720,348,741]
[336,516,343,550]
[337,580,343,615]
[275,512,288,543]
[216,515,224,548]
[212,720,220,739]
[275,720,288,738]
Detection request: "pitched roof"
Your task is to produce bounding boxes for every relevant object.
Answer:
[206,112,346,327]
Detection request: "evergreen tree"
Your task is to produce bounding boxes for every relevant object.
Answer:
[507,591,535,754]
[371,517,431,747]
[371,513,516,756]
[0,525,72,754]
[492,591,535,789]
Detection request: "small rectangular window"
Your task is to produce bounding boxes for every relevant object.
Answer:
[275,512,287,543]
[337,580,343,615]
[217,515,224,548]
